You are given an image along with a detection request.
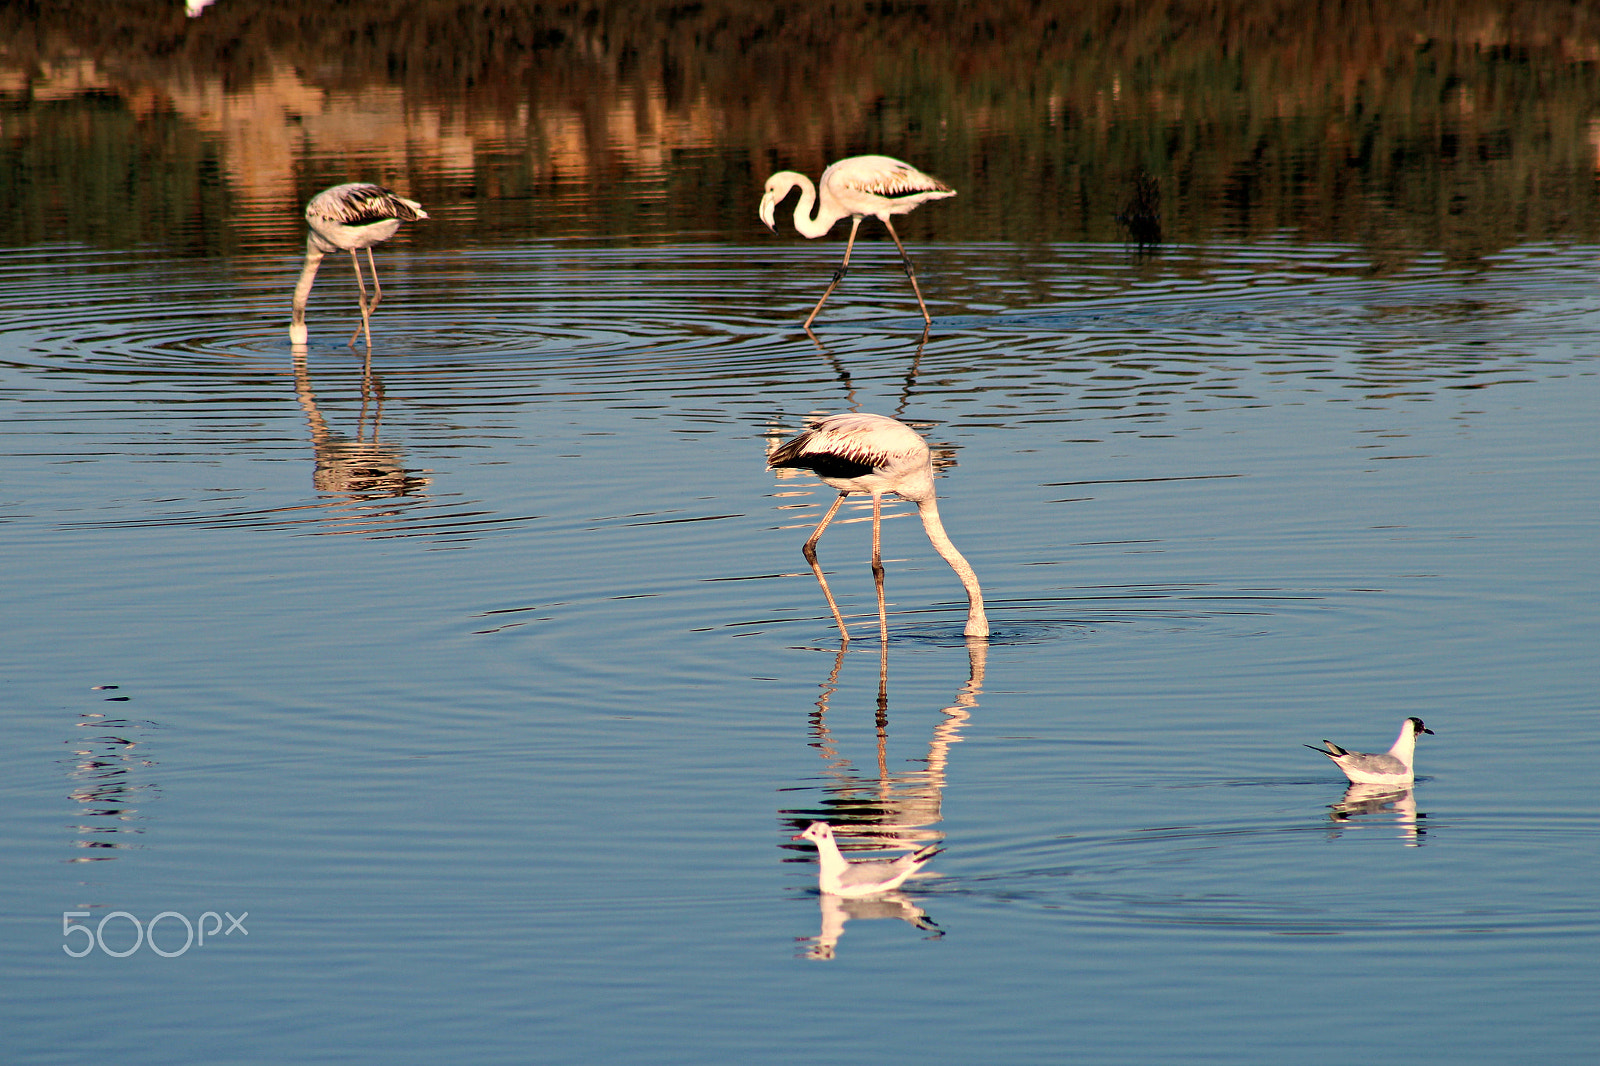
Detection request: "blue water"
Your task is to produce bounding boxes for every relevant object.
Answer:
[1,235,1596,1063]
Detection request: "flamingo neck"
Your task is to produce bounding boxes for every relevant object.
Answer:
[289,238,325,344]
[917,498,990,638]
[785,174,849,239]
[292,349,330,442]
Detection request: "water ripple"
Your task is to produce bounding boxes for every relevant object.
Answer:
[4,239,1596,545]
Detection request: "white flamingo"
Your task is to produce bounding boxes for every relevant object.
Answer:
[1306,717,1435,784]
[759,155,955,328]
[792,822,942,897]
[768,412,988,641]
[290,183,428,349]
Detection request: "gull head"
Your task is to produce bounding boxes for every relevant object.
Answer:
[792,822,833,846]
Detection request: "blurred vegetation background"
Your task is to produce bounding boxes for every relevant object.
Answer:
[3,0,1600,260]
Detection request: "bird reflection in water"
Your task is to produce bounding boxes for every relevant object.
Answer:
[803,892,943,962]
[293,348,431,511]
[64,687,159,864]
[786,638,986,959]
[798,324,932,417]
[1114,170,1163,252]
[1324,783,1427,847]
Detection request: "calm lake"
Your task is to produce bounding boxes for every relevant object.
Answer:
[2,4,1597,1064]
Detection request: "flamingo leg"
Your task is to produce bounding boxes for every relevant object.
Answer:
[804,216,864,330]
[870,493,888,643]
[875,639,889,776]
[882,216,932,325]
[875,637,889,732]
[365,248,384,310]
[802,492,852,641]
[347,250,374,350]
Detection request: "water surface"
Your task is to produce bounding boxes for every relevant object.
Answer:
[2,6,1598,1064]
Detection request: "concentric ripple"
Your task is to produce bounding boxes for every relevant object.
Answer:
[4,238,1597,547]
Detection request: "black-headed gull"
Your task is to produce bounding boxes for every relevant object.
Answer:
[1306,717,1434,784]
[792,822,942,897]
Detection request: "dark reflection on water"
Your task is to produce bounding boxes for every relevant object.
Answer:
[62,688,159,864]
[291,351,437,528]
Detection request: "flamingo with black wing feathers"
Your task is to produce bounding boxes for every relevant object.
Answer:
[290,183,428,349]
[769,412,988,642]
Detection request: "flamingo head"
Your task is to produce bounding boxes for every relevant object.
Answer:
[758,172,807,232]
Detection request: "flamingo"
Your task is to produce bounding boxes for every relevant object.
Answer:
[768,412,988,641]
[1306,718,1435,784]
[791,822,942,897]
[758,155,955,329]
[290,183,428,349]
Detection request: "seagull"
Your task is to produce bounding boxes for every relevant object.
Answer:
[768,412,988,642]
[792,822,942,898]
[290,183,428,349]
[1306,717,1435,784]
[759,155,955,329]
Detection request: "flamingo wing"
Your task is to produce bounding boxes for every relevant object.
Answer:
[768,413,924,474]
[824,155,954,200]
[310,184,428,227]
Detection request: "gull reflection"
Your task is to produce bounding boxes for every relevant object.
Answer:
[293,348,431,504]
[64,689,160,864]
[801,891,942,961]
[1323,783,1426,846]
[786,638,985,958]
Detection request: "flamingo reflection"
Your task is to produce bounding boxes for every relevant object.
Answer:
[787,638,985,958]
[293,349,431,505]
[797,324,932,416]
